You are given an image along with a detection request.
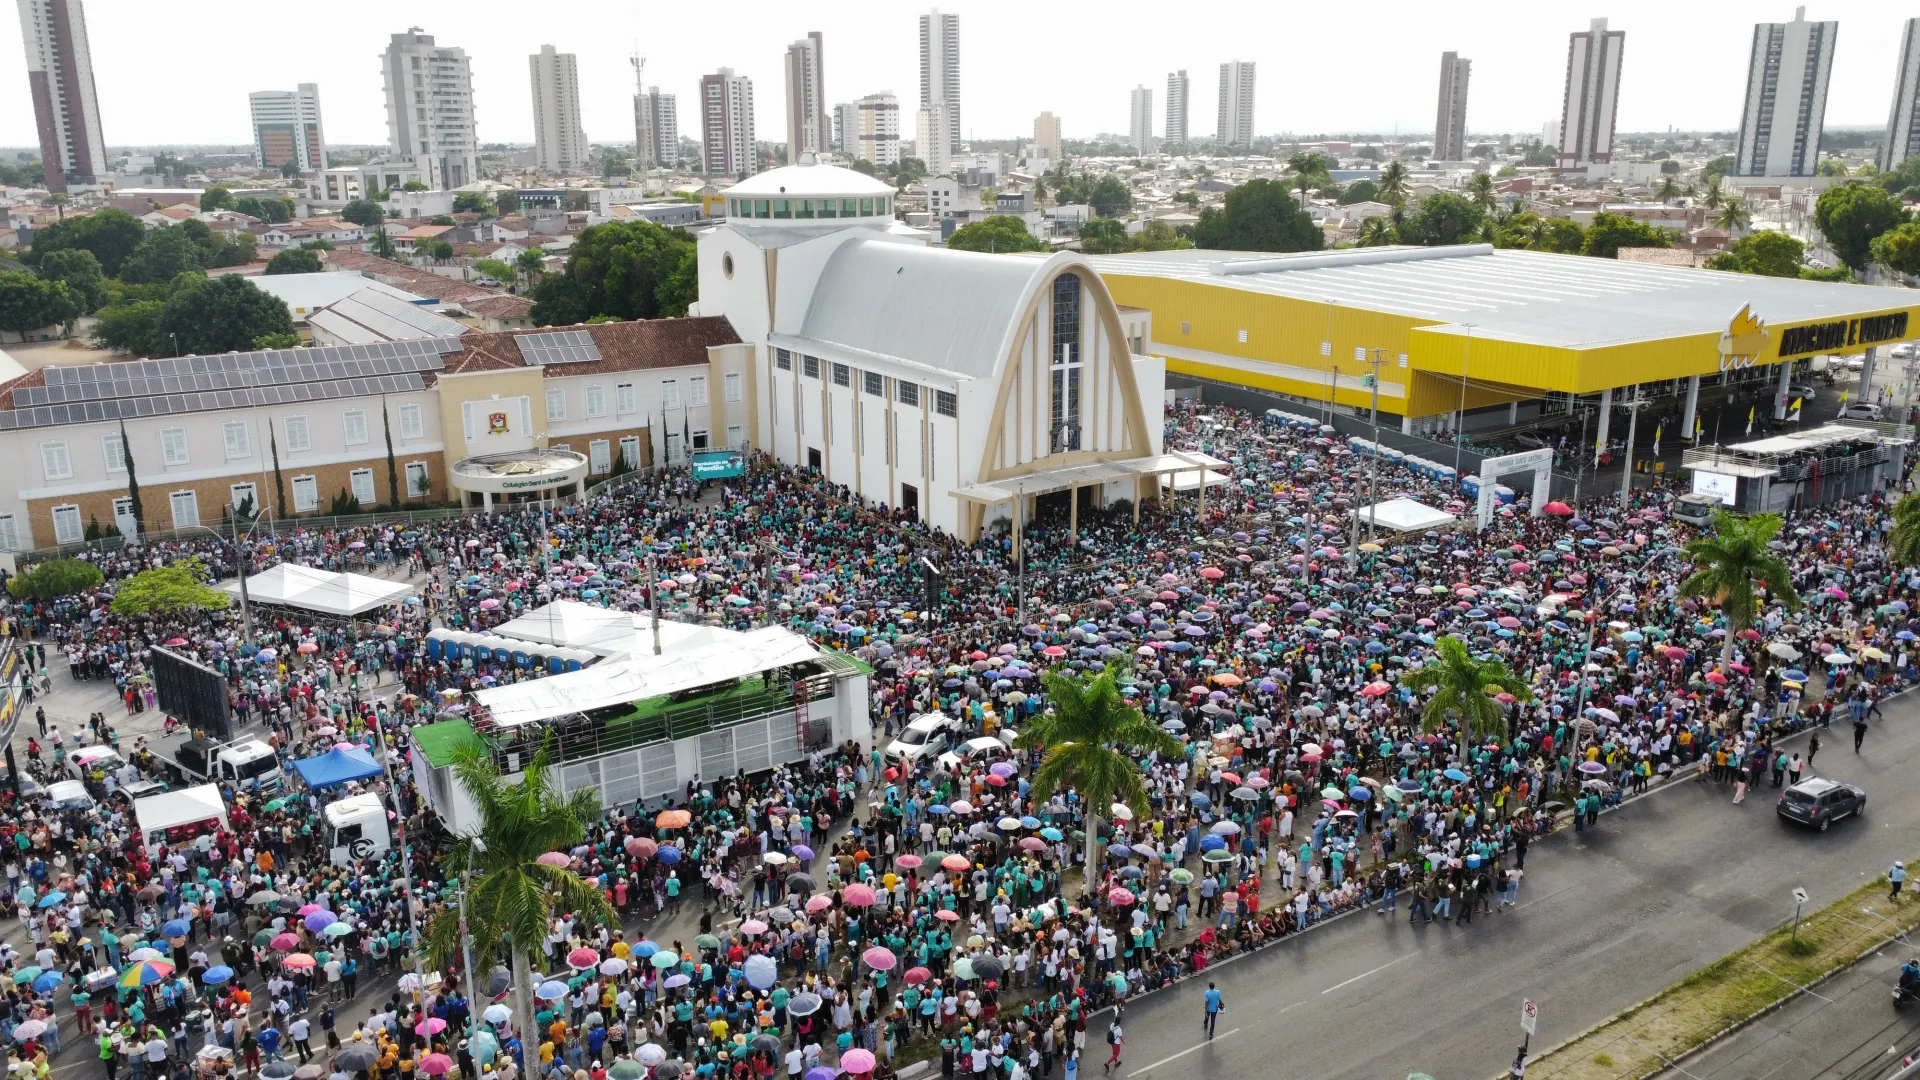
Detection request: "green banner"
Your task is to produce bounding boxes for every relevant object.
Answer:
[690,450,746,479]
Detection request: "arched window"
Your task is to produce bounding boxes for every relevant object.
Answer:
[1050,273,1083,454]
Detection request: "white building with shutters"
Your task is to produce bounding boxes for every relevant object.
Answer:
[697,159,1170,543]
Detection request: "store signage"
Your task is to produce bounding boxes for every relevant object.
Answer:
[1692,470,1738,505]
[1717,305,1768,372]
[1777,310,1910,359]
[691,450,746,479]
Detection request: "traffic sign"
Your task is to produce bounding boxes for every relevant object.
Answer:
[1792,887,1809,905]
[1521,1000,1538,1036]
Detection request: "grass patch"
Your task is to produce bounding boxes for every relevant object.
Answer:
[1524,868,1920,1080]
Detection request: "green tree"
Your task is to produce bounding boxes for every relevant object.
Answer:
[1706,230,1806,277]
[1799,265,1856,283]
[92,300,166,354]
[5,558,102,601]
[1581,211,1672,258]
[339,200,385,228]
[1713,198,1752,234]
[428,215,456,227]
[158,275,295,355]
[109,556,231,617]
[1398,193,1485,246]
[472,258,517,287]
[1490,212,1586,254]
[1398,635,1534,759]
[527,219,698,325]
[199,186,233,212]
[269,423,285,521]
[402,180,428,192]
[453,192,492,214]
[0,272,78,334]
[1871,221,1920,277]
[1466,173,1497,212]
[1077,218,1128,254]
[252,332,301,349]
[1191,178,1322,252]
[515,248,546,282]
[30,207,144,276]
[1817,157,1849,178]
[1890,493,1920,567]
[1356,217,1396,247]
[119,226,206,284]
[1011,664,1181,894]
[1677,511,1801,670]
[36,248,106,312]
[120,420,143,535]
[1654,175,1685,202]
[1813,182,1909,272]
[496,192,521,217]
[1376,161,1410,207]
[422,239,455,263]
[945,216,1048,254]
[1521,142,1557,167]
[1130,219,1191,252]
[264,248,324,275]
[424,739,616,1054]
[1703,155,1736,182]
[1086,176,1133,218]
[1699,174,1725,214]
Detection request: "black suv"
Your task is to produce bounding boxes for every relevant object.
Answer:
[1777,777,1867,832]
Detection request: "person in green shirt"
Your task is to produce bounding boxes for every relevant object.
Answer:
[97,1033,116,1080]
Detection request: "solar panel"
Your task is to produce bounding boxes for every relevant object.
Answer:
[513,329,602,366]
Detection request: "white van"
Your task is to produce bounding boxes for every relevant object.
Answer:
[884,713,958,767]
[324,793,393,867]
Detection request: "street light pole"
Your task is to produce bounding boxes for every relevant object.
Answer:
[1454,324,1475,480]
[1347,349,1389,556]
[645,552,662,655]
[1619,388,1649,509]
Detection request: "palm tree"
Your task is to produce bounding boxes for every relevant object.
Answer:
[1013,664,1182,896]
[1890,493,1920,566]
[426,740,615,1052]
[1713,198,1752,236]
[1700,174,1725,213]
[1399,636,1534,761]
[1467,172,1497,213]
[1356,217,1397,247]
[1378,161,1410,207]
[1293,170,1317,210]
[1677,510,1802,670]
[1655,176,1684,203]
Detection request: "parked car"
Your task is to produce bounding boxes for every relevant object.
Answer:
[936,730,1020,773]
[1890,342,1916,360]
[884,713,957,767]
[1841,402,1885,422]
[1777,776,1866,832]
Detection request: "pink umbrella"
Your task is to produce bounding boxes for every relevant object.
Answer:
[895,854,923,870]
[903,967,932,985]
[270,933,300,950]
[840,1050,876,1076]
[940,854,970,872]
[861,947,897,970]
[625,836,658,858]
[282,953,317,969]
[805,895,833,914]
[415,1018,447,1037]
[297,904,323,916]
[949,800,974,814]
[740,919,769,935]
[1018,837,1047,852]
[537,852,572,868]
[934,909,961,922]
[843,884,877,907]
[418,1055,454,1076]
[1108,888,1136,906]
[567,947,598,970]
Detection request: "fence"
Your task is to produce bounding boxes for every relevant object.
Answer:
[9,505,494,569]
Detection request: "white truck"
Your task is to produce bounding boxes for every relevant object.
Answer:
[323,793,394,867]
[132,785,231,855]
[155,735,284,790]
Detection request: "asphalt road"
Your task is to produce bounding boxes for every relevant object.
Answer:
[1105,700,1920,1080]
[1653,944,1920,1080]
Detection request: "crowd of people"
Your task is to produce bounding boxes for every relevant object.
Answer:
[0,399,1911,1080]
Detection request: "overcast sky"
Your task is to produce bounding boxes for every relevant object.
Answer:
[2,0,1913,151]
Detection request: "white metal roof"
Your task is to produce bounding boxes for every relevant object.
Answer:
[473,624,823,728]
[309,288,468,344]
[795,239,1065,381]
[251,272,424,316]
[490,600,726,658]
[1087,245,1920,350]
[221,564,416,616]
[723,161,895,198]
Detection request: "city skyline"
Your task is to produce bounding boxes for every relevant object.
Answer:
[3,0,1919,153]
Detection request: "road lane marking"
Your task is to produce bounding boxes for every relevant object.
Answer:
[1132,1027,1238,1074]
[1321,950,1419,994]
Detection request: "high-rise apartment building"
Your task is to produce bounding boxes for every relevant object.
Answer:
[529,45,588,174]
[919,9,961,157]
[916,104,953,175]
[250,84,326,173]
[1129,86,1154,153]
[17,0,105,192]
[635,86,678,169]
[1557,18,1625,168]
[1217,61,1255,148]
[1165,70,1189,146]
[700,68,756,178]
[381,28,478,190]
[1433,52,1470,161]
[1033,111,1062,162]
[832,102,858,155]
[858,93,900,166]
[1884,18,1920,172]
[1734,7,1836,178]
[784,32,828,164]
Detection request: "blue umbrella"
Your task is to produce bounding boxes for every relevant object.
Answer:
[1348,787,1371,801]
[927,804,951,816]
[656,845,681,865]
[30,972,62,994]
[1198,835,1227,852]
[201,966,234,986]
[1781,669,1809,683]
[1189,792,1212,808]
[1040,827,1064,842]
[161,919,191,938]
[34,891,66,909]
[1442,768,1469,782]
[1018,816,1041,829]
[535,980,570,1001]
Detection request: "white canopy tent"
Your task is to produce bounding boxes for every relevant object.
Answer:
[492,600,728,658]
[221,564,416,617]
[1349,498,1458,534]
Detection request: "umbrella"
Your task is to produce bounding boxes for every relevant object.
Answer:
[536,980,571,1000]
[637,1046,669,1068]
[12,1020,46,1042]
[120,959,175,988]
[334,1046,379,1072]
[862,946,898,970]
[260,1065,296,1080]
[841,1050,877,1076]
[201,966,234,986]
[281,953,317,970]
[650,951,680,970]
[415,1018,447,1038]
[787,992,824,1016]
[483,1004,513,1025]
[609,1062,645,1080]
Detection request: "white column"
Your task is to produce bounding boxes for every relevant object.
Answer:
[1680,375,1701,442]
[1401,416,1413,435]
[1594,387,1613,464]
[1508,401,1519,423]
[1774,361,1794,420]
[1859,345,1878,401]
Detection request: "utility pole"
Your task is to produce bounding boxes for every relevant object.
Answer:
[1454,324,1475,480]
[646,552,662,655]
[1014,491,1026,625]
[1347,349,1389,556]
[1619,387,1649,509]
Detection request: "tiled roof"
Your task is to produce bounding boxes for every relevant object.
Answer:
[464,294,534,319]
[321,250,502,306]
[435,317,740,379]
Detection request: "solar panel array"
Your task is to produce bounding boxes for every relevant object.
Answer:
[514,330,602,366]
[0,340,458,432]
